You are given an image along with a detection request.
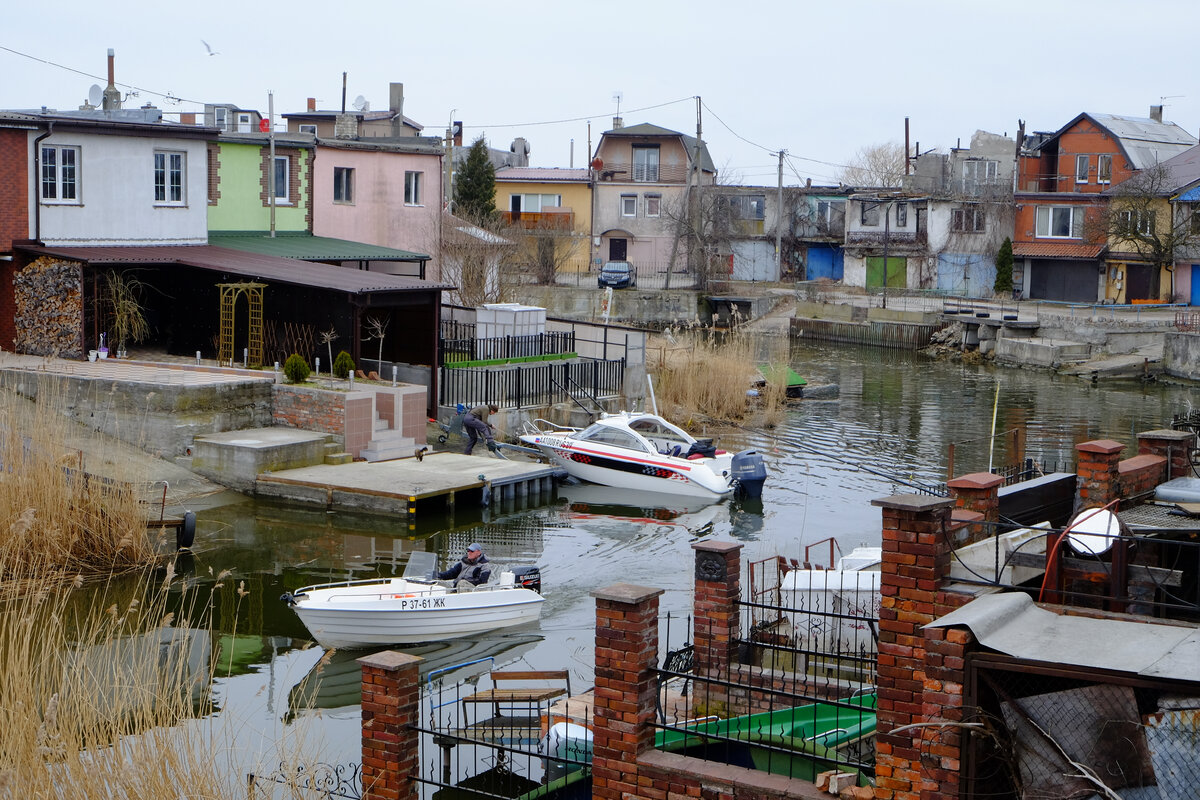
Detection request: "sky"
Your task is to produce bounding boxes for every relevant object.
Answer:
[4,0,1199,188]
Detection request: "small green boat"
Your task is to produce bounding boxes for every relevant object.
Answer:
[755,364,808,398]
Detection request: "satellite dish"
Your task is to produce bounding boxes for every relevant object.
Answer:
[352,95,368,112]
[1066,507,1121,556]
[88,84,103,107]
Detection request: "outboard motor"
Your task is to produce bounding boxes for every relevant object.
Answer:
[730,449,767,499]
[511,565,542,594]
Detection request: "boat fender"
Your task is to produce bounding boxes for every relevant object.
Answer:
[177,510,196,550]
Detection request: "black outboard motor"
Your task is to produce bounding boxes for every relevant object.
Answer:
[511,565,542,594]
[730,449,767,499]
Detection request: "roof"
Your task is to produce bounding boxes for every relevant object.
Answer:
[927,592,1200,682]
[601,123,716,173]
[16,244,451,293]
[494,167,590,183]
[315,136,443,155]
[209,232,430,262]
[1040,112,1197,171]
[282,109,423,132]
[217,131,314,148]
[1012,242,1105,260]
[1156,144,1200,196]
[0,110,216,138]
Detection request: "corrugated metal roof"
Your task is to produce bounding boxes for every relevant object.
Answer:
[495,167,590,183]
[1012,242,1104,260]
[209,232,429,262]
[927,592,1200,682]
[17,244,451,293]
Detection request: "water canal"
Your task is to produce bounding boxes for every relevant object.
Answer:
[171,341,1199,780]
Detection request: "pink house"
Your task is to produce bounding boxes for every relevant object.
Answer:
[312,138,445,279]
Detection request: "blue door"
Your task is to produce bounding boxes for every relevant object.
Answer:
[1191,265,1200,306]
[806,246,844,281]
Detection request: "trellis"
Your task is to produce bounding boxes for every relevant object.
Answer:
[217,282,266,367]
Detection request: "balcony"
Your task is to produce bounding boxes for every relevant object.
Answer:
[595,162,691,183]
[501,209,575,230]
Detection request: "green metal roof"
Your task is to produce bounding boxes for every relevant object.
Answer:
[209,231,429,262]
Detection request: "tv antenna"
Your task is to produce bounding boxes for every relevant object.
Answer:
[612,91,623,116]
[352,95,369,112]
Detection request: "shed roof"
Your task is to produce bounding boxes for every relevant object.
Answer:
[495,167,590,183]
[17,244,451,293]
[209,232,430,262]
[1011,242,1105,260]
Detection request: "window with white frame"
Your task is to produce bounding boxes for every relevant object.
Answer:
[1035,205,1085,238]
[333,167,354,204]
[41,145,80,203]
[299,124,317,136]
[620,194,637,216]
[214,108,228,130]
[962,160,998,193]
[509,193,561,213]
[153,151,185,204]
[860,202,880,226]
[1118,209,1156,235]
[951,206,985,233]
[274,155,290,203]
[816,199,846,230]
[1075,155,1089,184]
[645,193,661,217]
[404,171,422,205]
[632,145,659,182]
[1098,154,1112,184]
[895,202,908,227]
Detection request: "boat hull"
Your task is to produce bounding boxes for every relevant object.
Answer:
[287,578,545,649]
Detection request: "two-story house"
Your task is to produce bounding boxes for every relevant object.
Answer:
[1158,145,1200,304]
[906,130,1018,297]
[787,186,852,282]
[591,121,715,272]
[1013,109,1195,302]
[207,128,314,234]
[494,166,592,278]
[843,190,929,290]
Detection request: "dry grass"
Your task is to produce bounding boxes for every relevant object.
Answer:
[649,324,788,428]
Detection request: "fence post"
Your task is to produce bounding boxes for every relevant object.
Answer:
[357,650,422,800]
[691,540,742,714]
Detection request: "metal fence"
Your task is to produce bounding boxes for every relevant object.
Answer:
[439,359,625,410]
[441,332,577,365]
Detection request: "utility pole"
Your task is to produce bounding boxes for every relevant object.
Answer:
[268,91,276,238]
[881,199,890,309]
[775,150,785,280]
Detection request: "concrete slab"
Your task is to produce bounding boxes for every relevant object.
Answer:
[192,427,331,493]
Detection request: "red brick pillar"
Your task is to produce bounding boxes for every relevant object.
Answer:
[920,624,973,800]
[358,651,422,800]
[591,583,663,800]
[1076,440,1125,509]
[1138,428,1196,480]
[871,493,954,800]
[946,472,1004,545]
[692,539,742,682]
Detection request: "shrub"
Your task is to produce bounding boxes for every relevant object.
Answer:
[994,237,1014,294]
[283,353,311,384]
[333,350,355,379]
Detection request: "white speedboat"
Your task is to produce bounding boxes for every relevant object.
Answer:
[519,412,766,501]
[282,555,545,649]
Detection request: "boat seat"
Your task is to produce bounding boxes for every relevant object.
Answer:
[660,444,682,457]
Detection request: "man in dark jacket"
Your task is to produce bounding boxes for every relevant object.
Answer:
[437,543,491,589]
[463,403,499,455]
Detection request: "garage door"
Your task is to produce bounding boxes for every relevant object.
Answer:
[806,246,844,281]
[1028,260,1098,302]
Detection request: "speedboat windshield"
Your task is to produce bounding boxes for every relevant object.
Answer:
[576,423,652,452]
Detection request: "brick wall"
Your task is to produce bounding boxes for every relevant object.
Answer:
[207,142,221,205]
[1118,454,1167,500]
[0,128,29,253]
[272,384,347,444]
[1138,428,1196,480]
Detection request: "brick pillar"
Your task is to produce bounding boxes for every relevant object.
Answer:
[1138,428,1196,480]
[919,625,973,800]
[946,472,1004,545]
[358,651,422,800]
[591,583,663,800]
[692,540,742,682]
[1076,439,1125,509]
[871,493,954,800]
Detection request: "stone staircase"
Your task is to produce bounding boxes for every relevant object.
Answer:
[359,412,416,462]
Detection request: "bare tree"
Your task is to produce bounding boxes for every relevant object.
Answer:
[660,181,751,291]
[363,315,389,374]
[1096,164,1199,284]
[318,326,338,376]
[838,142,907,187]
[438,214,514,307]
[504,216,587,286]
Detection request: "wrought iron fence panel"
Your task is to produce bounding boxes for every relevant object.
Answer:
[440,359,625,410]
[246,761,362,800]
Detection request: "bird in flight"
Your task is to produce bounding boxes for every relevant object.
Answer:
[201,39,220,56]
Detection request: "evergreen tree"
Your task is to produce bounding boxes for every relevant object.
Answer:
[994,236,1014,295]
[454,137,497,224]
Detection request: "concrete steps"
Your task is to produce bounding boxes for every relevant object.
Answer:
[324,452,353,465]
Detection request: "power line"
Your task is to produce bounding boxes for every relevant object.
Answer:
[472,95,696,129]
[0,44,201,107]
[699,99,777,157]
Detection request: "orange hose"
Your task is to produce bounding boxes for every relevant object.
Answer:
[1037,498,1120,602]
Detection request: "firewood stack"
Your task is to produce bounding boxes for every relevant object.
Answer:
[14,257,84,357]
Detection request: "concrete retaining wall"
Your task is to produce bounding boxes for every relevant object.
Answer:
[994,338,1091,368]
[1164,332,1200,380]
[0,370,273,458]
[512,286,702,326]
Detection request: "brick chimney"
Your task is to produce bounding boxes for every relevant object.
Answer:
[307,97,316,112]
[102,48,121,111]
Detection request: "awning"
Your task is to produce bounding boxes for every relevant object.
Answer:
[1011,242,1105,260]
[209,231,430,263]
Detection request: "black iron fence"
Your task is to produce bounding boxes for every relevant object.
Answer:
[439,359,624,410]
[441,331,576,365]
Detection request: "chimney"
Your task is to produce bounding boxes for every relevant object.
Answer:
[180,112,196,125]
[307,97,316,112]
[1151,105,1164,123]
[102,48,122,111]
[453,121,463,148]
[613,116,623,129]
[389,83,404,136]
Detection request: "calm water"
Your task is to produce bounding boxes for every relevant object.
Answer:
[171,342,1198,776]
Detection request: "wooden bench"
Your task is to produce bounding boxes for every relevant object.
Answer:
[456,670,571,744]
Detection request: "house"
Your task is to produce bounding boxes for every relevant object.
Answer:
[906,130,1018,297]
[590,120,715,272]
[207,128,315,234]
[843,190,930,291]
[1013,109,1196,302]
[493,166,592,281]
[1159,144,1200,304]
[787,186,851,282]
[282,84,423,139]
[203,104,264,134]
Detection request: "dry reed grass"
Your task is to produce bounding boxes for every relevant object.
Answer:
[0,381,159,582]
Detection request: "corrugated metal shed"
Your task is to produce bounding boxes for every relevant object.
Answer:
[209,232,430,263]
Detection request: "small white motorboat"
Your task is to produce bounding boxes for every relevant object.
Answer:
[519,412,766,501]
[282,554,545,649]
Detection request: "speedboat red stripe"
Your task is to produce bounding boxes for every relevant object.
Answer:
[559,444,692,472]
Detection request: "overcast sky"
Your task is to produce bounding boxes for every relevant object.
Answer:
[4,0,1198,188]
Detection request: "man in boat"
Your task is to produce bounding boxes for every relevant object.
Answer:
[463,403,500,455]
[437,543,492,589]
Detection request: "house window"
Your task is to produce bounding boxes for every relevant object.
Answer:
[816,200,846,230]
[41,145,80,203]
[1035,205,1085,238]
[404,171,423,205]
[1098,154,1112,184]
[153,151,185,204]
[645,193,661,217]
[273,155,290,203]
[860,203,880,226]
[962,160,998,193]
[510,193,561,213]
[895,203,908,227]
[1075,155,1089,184]
[1119,209,1156,235]
[621,194,637,216]
[632,145,659,182]
[951,206,985,233]
[214,108,228,130]
[333,167,354,204]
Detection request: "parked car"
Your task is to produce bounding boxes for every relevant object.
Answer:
[598,261,637,289]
